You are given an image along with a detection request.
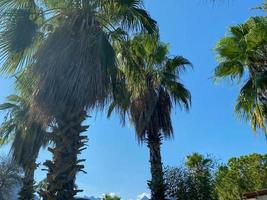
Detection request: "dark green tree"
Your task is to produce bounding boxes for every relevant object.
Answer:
[103,194,121,200]
[186,153,217,200]
[109,35,191,200]
[0,93,48,200]
[215,153,267,200]
[165,153,217,200]
[0,155,22,200]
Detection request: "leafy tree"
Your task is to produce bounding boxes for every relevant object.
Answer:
[0,93,48,200]
[185,153,217,200]
[214,16,267,133]
[165,153,217,200]
[215,153,267,200]
[164,166,188,200]
[0,155,22,200]
[103,194,121,200]
[0,0,157,199]
[109,35,191,200]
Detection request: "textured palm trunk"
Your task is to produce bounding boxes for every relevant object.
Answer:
[147,132,166,200]
[41,110,88,200]
[18,161,37,200]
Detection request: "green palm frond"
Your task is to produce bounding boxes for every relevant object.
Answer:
[216,37,246,61]
[0,102,18,110]
[42,0,70,9]
[0,0,35,12]
[235,79,257,119]
[164,56,192,76]
[215,16,267,134]
[164,80,191,110]
[100,0,157,34]
[32,12,117,119]
[214,60,244,81]
[235,79,267,133]
[0,94,48,167]
[0,8,42,74]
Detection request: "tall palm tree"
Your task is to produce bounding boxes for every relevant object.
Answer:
[109,35,191,200]
[0,155,22,200]
[0,1,157,199]
[0,93,48,200]
[214,16,267,133]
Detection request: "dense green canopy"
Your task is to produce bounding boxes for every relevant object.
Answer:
[215,16,267,133]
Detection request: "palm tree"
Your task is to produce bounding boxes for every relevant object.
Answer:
[0,93,48,200]
[214,16,267,133]
[0,1,158,199]
[109,35,191,200]
[0,155,22,200]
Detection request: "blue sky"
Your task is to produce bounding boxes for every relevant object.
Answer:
[0,1,266,200]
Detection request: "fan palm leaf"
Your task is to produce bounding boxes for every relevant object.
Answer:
[214,16,267,134]
[0,0,44,74]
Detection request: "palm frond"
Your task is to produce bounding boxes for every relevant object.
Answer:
[215,16,267,134]
[100,0,157,34]
[0,0,35,12]
[107,71,130,125]
[214,60,244,81]
[0,93,49,167]
[164,56,192,76]
[165,80,191,111]
[32,12,117,120]
[0,102,18,110]
[0,8,41,74]
[235,79,267,133]
[215,37,246,61]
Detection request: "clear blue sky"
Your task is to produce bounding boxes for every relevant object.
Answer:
[0,1,266,200]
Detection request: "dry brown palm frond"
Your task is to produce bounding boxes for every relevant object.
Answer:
[31,11,117,121]
[130,85,173,143]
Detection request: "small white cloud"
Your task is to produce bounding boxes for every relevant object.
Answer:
[136,192,151,200]
[108,192,117,197]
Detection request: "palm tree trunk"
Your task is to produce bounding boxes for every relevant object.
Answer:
[18,161,37,200]
[147,131,166,200]
[41,110,88,200]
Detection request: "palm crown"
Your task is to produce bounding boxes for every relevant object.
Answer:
[214,16,267,133]
[0,94,48,168]
[110,34,191,141]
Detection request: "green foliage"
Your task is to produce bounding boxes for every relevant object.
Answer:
[0,155,22,200]
[100,0,157,34]
[214,16,267,134]
[0,0,43,74]
[0,0,157,198]
[0,94,48,168]
[215,153,267,200]
[0,92,48,200]
[165,153,217,200]
[103,194,121,200]
[108,34,191,200]
[0,0,158,118]
[110,34,191,141]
